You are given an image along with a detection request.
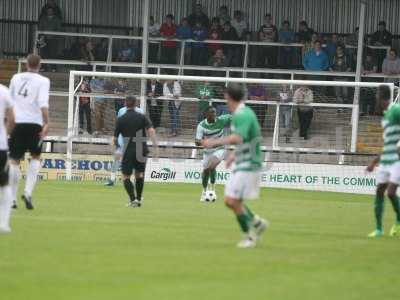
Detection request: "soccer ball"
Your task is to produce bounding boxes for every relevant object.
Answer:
[204,191,217,202]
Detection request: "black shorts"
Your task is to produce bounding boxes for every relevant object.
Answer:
[121,151,147,176]
[9,124,43,161]
[0,151,9,186]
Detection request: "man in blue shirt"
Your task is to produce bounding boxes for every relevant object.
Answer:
[303,40,329,71]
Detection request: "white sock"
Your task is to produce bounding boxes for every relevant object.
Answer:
[24,159,41,197]
[9,164,21,202]
[0,186,12,229]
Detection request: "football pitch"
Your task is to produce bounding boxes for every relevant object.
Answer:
[0,181,398,300]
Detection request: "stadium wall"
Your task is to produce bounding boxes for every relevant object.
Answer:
[22,154,377,195]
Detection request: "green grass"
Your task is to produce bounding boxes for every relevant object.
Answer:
[0,181,398,300]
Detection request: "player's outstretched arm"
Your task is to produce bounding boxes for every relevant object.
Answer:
[202,134,242,149]
[40,107,49,138]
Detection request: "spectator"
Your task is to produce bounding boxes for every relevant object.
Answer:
[220,21,239,66]
[330,46,352,104]
[117,40,137,62]
[303,32,319,56]
[114,79,128,112]
[297,21,314,43]
[210,17,222,34]
[38,7,62,60]
[191,21,208,66]
[78,78,92,135]
[94,38,109,61]
[293,86,314,140]
[90,78,106,136]
[208,49,228,68]
[39,0,62,21]
[81,40,95,62]
[361,53,378,116]
[345,27,359,66]
[258,14,278,67]
[279,20,295,68]
[68,37,84,60]
[163,80,182,137]
[303,40,329,71]
[176,18,193,64]
[160,14,177,64]
[146,80,164,129]
[188,3,210,28]
[371,21,393,72]
[279,85,293,142]
[208,29,222,55]
[218,5,231,26]
[231,10,248,40]
[196,81,215,121]
[382,48,400,83]
[149,16,160,63]
[248,84,267,127]
[324,34,339,65]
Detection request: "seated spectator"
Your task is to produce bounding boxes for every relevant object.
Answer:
[258,13,278,67]
[208,29,222,55]
[146,79,164,129]
[188,3,210,28]
[371,21,393,72]
[247,84,267,127]
[191,21,208,66]
[38,7,62,60]
[293,86,314,140]
[279,20,295,68]
[330,45,352,104]
[81,40,95,63]
[361,53,378,116]
[231,10,248,40]
[39,0,62,21]
[196,81,215,121]
[297,21,314,43]
[149,16,161,63]
[208,49,228,67]
[79,78,92,135]
[362,53,378,75]
[218,5,231,26]
[303,40,329,71]
[220,21,239,66]
[382,48,400,82]
[117,40,136,62]
[160,14,177,64]
[95,38,108,61]
[176,17,193,62]
[163,80,182,137]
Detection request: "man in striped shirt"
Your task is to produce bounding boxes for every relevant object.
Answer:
[195,106,231,202]
[202,84,268,248]
[366,85,400,237]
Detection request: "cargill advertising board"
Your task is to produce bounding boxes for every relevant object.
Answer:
[23,154,377,195]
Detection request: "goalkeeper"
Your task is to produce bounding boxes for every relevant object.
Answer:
[366,85,400,237]
[195,106,231,202]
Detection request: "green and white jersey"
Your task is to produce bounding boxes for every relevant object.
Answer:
[381,103,400,165]
[231,103,263,172]
[196,114,231,154]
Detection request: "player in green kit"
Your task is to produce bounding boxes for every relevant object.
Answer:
[366,85,400,237]
[202,84,268,248]
[195,106,231,201]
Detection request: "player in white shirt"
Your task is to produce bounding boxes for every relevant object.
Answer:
[0,84,15,233]
[8,54,50,210]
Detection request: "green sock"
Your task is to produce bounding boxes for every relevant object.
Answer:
[210,169,216,184]
[202,170,210,190]
[236,213,251,233]
[244,205,255,222]
[388,195,400,224]
[374,195,385,231]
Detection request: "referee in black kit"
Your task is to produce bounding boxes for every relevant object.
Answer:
[114,96,158,208]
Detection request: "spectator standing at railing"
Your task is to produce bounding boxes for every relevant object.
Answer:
[220,22,239,67]
[39,0,62,21]
[382,49,400,83]
[164,80,182,137]
[345,27,359,67]
[191,21,208,66]
[293,86,314,140]
[81,40,95,63]
[297,21,314,43]
[188,3,210,28]
[330,46,352,105]
[90,78,106,136]
[371,21,393,72]
[149,16,161,63]
[38,7,62,62]
[176,18,193,65]
[303,40,329,71]
[117,40,137,63]
[114,79,128,113]
[324,34,340,65]
[258,14,278,68]
[196,81,215,122]
[231,11,248,40]
[94,38,109,61]
[146,80,164,129]
[248,84,267,128]
[218,6,231,26]
[278,20,295,69]
[279,85,293,143]
[78,78,92,135]
[361,53,378,116]
[160,14,177,65]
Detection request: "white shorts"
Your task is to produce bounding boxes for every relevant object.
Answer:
[203,149,225,169]
[225,171,261,200]
[377,162,400,185]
